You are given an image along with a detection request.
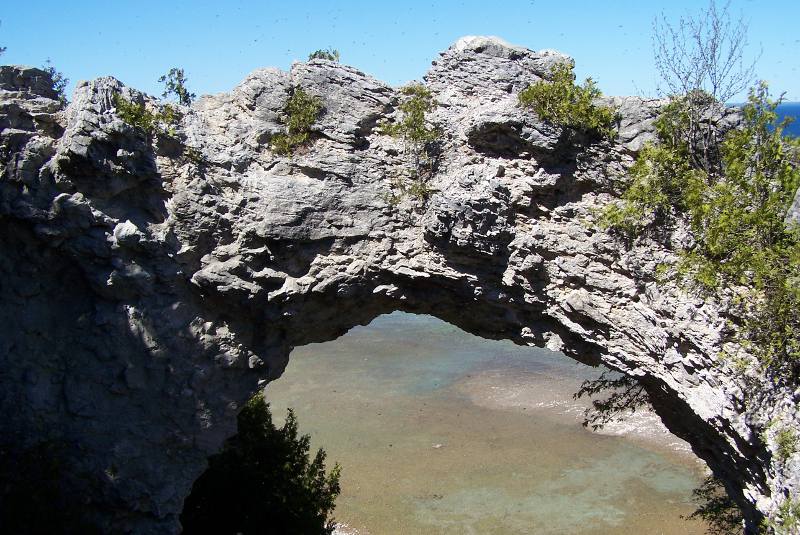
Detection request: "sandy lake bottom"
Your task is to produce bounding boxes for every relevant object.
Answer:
[266,312,709,535]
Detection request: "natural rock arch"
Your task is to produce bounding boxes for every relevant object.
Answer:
[0,37,793,533]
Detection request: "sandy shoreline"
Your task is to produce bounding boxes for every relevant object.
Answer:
[452,367,698,459]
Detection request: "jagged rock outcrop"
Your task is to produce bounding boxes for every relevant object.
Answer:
[1,37,797,533]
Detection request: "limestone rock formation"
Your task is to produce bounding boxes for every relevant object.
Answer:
[1,37,797,533]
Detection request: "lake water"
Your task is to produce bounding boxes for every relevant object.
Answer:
[266,312,708,534]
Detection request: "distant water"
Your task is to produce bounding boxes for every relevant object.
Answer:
[266,313,708,535]
[777,102,800,137]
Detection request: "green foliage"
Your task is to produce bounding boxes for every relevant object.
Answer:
[383,174,436,205]
[308,48,340,62]
[685,475,744,535]
[381,83,442,203]
[776,427,799,462]
[158,67,195,105]
[764,497,800,534]
[113,93,181,138]
[518,62,618,140]
[43,59,69,105]
[181,394,341,534]
[573,371,649,430]
[382,84,441,151]
[597,141,703,234]
[271,87,323,156]
[602,83,800,379]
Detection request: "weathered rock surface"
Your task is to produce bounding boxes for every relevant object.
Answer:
[0,37,797,533]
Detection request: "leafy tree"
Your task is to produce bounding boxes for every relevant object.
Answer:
[518,62,618,140]
[573,371,649,430]
[158,67,195,106]
[685,476,744,534]
[181,394,341,535]
[308,48,340,62]
[43,58,69,105]
[652,0,759,172]
[270,87,323,155]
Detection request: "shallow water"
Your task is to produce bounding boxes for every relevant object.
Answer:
[265,312,708,534]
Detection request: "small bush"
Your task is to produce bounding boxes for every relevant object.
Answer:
[597,141,702,235]
[518,62,618,139]
[776,427,798,462]
[763,497,800,533]
[113,93,180,138]
[308,48,340,62]
[271,87,323,155]
[181,394,341,535]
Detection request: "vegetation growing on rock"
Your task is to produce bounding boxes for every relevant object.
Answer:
[42,59,68,105]
[270,87,323,155]
[308,48,340,62]
[518,62,617,140]
[602,84,800,382]
[181,394,341,535]
[113,93,180,138]
[381,83,442,203]
[158,67,196,106]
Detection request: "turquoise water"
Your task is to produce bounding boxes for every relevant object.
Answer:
[265,312,708,534]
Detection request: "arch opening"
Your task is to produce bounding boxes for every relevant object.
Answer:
[257,312,709,534]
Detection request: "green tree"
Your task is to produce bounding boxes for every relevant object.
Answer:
[308,48,340,62]
[158,67,195,106]
[43,58,69,105]
[181,394,341,535]
[381,83,442,202]
[518,62,617,140]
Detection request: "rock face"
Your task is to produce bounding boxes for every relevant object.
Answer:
[0,37,796,533]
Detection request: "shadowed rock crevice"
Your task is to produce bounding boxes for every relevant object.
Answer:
[0,36,794,534]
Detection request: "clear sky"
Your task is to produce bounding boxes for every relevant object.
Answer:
[1,0,798,101]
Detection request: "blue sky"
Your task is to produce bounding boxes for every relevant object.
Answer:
[2,0,798,101]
